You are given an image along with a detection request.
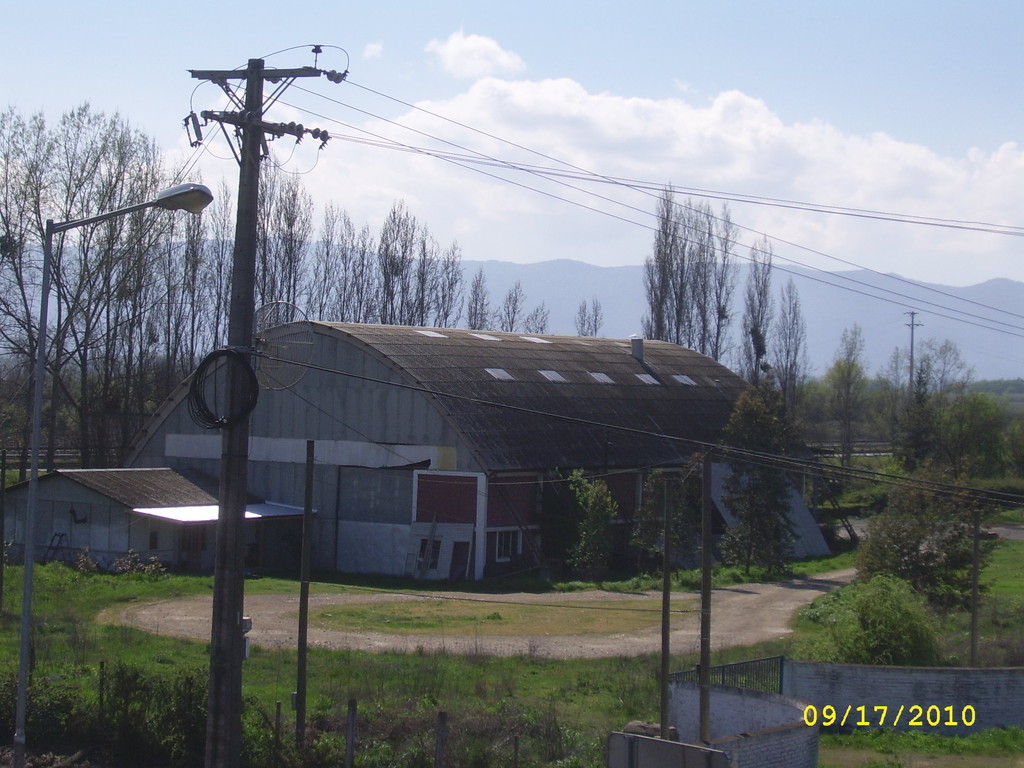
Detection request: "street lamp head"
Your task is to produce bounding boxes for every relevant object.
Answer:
[155,183,214,214]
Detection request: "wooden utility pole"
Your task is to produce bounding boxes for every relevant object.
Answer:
[203,57,264,768]
[1,450,6,615]
[659,479,671,739]
[699,452,714,743]
[189,56,334,768]
[296,440,315,748]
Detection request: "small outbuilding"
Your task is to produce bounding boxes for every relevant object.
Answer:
[2,467,304,571]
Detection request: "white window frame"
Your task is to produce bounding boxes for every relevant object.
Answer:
[495,529,520,563]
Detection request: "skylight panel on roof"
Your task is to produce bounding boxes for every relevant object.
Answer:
[672,374,697,386]
[485,368,515,381]
[519,336,552,344]
[539,370,567,383]
[470,333,501,341]
[589,372,614,384]
[415,330,448,338]
[635,373,660,385]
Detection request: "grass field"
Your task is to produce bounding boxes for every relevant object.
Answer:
[0,543,1021,766]
[310,594,695,636]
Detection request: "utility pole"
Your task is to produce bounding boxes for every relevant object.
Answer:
[699,451,713,743]
[189,53,342,768]
[905,311,922,391]
[296,440,315,748]
[659,479,671,740]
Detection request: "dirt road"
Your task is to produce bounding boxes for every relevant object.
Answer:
[103,569,855,658]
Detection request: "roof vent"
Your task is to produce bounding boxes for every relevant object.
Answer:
[630,334,644,363]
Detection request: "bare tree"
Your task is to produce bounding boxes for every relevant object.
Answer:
[376,200,417,325]
[642,188,680,343]
[0,106,50,467]
[496,281,526,332]
[305,203,347,321]
[709,206,738,361]
[739,236,773,385]
[523,303,550,334]
[432,241,464,328]
[466,268,490,330]
[642,190,736,359]
[199,180,235,347]
[409,231,440,326]
[575,297,604,337]
[257,168,313,310]
[773,278,808,414]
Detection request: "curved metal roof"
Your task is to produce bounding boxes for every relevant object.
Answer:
[314,323,748,472]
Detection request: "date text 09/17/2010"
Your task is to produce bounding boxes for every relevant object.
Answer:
[803,704,977,728]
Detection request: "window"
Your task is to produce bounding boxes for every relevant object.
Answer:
[419,538,441,570]
[470,333,501,341]
[495,530,520,562]
[589,371,613,384]
[519,336,552,344]
[635,373,660,385]
[485,367,515,380]
[415,329,448,338]
[672,374,697,386]
[538,369,567,383]
[149,528,159,550]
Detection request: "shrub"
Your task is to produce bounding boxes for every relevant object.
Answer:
[857,482,992,610]
[75,548,99,574]
[111,550,167,577]
[797,575,940,666]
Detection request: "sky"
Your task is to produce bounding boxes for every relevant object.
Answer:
[5,1,1024,294]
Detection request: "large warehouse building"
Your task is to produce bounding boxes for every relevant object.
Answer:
[6,322,828,578]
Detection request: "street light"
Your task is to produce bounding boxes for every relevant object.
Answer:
[13,182,213,768]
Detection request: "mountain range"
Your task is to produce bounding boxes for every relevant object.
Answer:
[463,259,1024,382]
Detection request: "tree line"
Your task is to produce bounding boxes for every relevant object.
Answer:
[3,103,1021,487]
[0,105,558,469]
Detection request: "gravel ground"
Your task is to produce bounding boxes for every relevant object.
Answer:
[101,569,855,658]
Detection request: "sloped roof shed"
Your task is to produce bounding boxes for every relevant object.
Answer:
[312,323,748,472]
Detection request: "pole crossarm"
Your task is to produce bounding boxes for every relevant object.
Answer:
[189,66,323,81]
[199,112,329,146]
[191,62,337,159]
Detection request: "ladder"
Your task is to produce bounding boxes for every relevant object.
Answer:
[43,531,71,563]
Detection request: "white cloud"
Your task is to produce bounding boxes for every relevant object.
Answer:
[363,42,383,60]
[188,70,1024,288]
[425,31,526,80]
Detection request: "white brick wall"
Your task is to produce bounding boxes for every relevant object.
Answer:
[783,661,1024,735]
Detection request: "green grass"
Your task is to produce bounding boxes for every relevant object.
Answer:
[986,539,1024,596]
[310,594,695,636]
[822,727,1024,758]
[0,542,1019,767]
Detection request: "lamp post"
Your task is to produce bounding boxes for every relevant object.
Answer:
[12,183,213,768]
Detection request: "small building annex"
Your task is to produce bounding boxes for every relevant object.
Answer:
[122,322,822,579]
[2,467,304,571]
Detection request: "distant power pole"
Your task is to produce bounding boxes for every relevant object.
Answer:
[905,311,922,391]
[189,52,343,768]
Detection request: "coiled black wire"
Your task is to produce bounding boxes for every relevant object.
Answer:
[187,349,260,429]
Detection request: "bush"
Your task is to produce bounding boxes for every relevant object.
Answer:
[856,482,992,610]
[111,550,167,577]
[797,575,940,666]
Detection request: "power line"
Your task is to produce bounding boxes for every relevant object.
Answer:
[280,87,1024,338]
[259,349,1024,510]
[344,79,1024,238]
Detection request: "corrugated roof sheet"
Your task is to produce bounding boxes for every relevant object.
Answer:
[315,323,748,471]
[48,467,219,508]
